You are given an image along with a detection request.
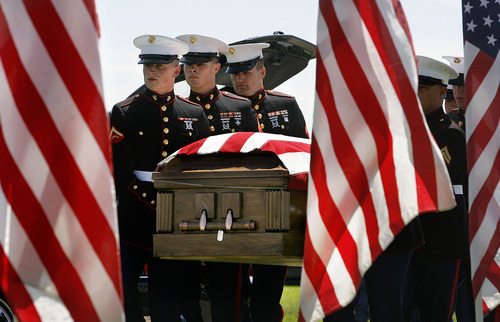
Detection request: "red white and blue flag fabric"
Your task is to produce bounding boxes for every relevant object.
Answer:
[0,0,123,320]
[463,0,500,317]
[299,0,457,320]
[158,132,311,189]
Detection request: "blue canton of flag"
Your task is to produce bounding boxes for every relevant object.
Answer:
[463,0,500,58]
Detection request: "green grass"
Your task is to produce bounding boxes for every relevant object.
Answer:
[281,285,300,322]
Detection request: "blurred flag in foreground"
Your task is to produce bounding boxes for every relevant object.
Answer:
[0,0,123,320]
[299,0,456,320]
[463,0,500,318]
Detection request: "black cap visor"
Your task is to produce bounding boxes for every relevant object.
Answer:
[180,53,218,64]
[448,73,464,86]
[418,75,446,86]
[138,54,178,65]
[226,58,259,74]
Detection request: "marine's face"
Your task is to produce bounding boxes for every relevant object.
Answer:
[143,63,180,95]
[452,85,465,109]
[445,98,457,113]
[418,84,447,114]
[184,60,220,93]
[230,65,266,97]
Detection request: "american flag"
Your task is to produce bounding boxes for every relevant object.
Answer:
[299,0,457,320]
[158,132,311,189]
[0,0,123,320]
[464,0,500,317]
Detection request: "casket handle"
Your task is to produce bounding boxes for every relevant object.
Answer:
[179,219,255,232]
[199,209,207,231]
[225,209,233,230]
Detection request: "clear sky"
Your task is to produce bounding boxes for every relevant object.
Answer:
[96,0,464,129]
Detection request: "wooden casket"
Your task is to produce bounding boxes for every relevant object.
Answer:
[152,133,310,267]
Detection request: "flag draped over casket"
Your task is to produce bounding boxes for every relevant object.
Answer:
[158,132,311,190]
[0,0,123,320]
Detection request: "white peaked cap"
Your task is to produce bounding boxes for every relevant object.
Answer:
[442,56,465,73]
[417,55,459,85]
[224,43,270,73]
[224,43,270,64]
[176,34,228,54]
[133,34,189,64]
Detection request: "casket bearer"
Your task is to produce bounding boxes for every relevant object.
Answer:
[110,34,210,321]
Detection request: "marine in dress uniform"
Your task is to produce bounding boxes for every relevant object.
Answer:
[403,56,470,321]
[225,43,309,321]
[443,56,466,130]
[110,34,210,322]
[226,43,309,139]
[442,55,475,321]
[176,34,260,322]
[176,34,260,135]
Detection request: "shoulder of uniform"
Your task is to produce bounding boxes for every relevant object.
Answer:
[176,95,202,107]
[448,119,460,130]
[266,90,294,99]
[439,114,457,127]
[448,120,464,134]
[437,115,464,135]
[221,91,250,102]
[117,93,143,107]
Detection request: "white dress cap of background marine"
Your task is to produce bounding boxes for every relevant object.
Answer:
[133,34,189,64]
[442,56,464,86]
[416,55,459,86]
[224,43,271,74]
[175,34,229,64]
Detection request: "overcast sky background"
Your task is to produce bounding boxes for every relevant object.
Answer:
[96,0,464,129]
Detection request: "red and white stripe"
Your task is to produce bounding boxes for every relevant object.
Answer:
[0,0,123,320]
[299,0,456,320]
[465,25,500,317]
[160,132,310,180]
